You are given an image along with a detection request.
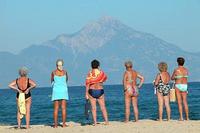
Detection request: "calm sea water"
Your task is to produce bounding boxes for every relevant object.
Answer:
[0,83,199,125]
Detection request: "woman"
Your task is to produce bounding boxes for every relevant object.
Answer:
[154,62,171,121]
[51,59,69,128]
[171,57,189,121]
[123,61,144,122]
[9,67,36,129]
[85,59,108,126]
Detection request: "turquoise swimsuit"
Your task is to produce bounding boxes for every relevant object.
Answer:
[52,75,69,101]
[175,84,188,92]
[175,75,188,92]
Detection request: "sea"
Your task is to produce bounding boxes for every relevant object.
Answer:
[0,83,199,125]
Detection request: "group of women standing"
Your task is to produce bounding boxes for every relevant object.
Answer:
[8,57,189,129]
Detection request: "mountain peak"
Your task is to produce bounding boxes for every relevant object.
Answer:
[98,16,121,24]
[50,16,149,53]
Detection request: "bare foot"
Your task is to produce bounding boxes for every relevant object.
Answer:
[62,124,66,128]
[124,120,129,123]
[92,123,97,126]
[26,126,30,129]
[62,123,69,128]
[53,125,58,128]
[134,119,139,122]
[178,118,184,121]
[104,121,109,125]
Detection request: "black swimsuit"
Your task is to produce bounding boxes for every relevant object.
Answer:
[16,78,31,99]
[156,75,170,96]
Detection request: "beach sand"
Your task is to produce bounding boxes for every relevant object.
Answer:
[0,120,199,133]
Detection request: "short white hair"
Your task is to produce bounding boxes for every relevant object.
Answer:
[19,67,28,77]
[56,59,64,66]
[124,61,133,67]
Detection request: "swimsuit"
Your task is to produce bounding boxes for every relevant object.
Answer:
[52,75,69,101]
[16,78,31,100]
[88,89,104,99]
[175,75,188,79]
[156,74,170,96]
[175,75,188,92]
[124,71,139,96]
[175,84,188,92]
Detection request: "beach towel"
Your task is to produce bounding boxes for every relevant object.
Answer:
[18,93,26,119]
[52,75,69,101]
[85,69,107,86]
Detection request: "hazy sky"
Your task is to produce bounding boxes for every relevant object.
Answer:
[0,0,200,53]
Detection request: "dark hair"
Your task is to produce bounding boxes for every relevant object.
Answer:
[177,57,185,66]
[91,59,100,69]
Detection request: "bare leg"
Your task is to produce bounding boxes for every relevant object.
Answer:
[124,94,131,122]
[164,95,171,121]
[16,99,21,128]
[53,101,59,128]
[89,96,97,125]
[97,95,109,124]
[157,91,164,121]
[176,89,183,121]
[25,98,32,129]
[61,100,67,127]
[132,96,139,122]
[182,92,189,120]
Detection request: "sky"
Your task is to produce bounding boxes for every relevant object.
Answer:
[0,0,200,53]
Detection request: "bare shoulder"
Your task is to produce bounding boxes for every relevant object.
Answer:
[184,67,188,71]
[124,71,128,76]
[29,78,36,84]
[10,79,17,84]
[135,70,141,76]
[52,70,57,75]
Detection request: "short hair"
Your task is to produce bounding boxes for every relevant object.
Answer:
[91,59,100,69]
[19,67,28,77]
[158,62,168,72]
[56,59,64,66]
[177,57,185,66]
[124,61,133,68]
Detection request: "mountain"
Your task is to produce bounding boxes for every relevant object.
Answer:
[0,16,199,88]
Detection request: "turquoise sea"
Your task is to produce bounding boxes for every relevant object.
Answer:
[0,83,199,125]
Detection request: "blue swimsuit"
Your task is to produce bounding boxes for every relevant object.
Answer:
[52,75,69,101]
[89,89,104,99]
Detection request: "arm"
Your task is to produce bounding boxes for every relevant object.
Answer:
[66,71,68,82]
[154,74,160,86]
[171,69,176,80]
[123,72,127,90]
[85,72,90,99]
[8,80,20,92]
[25,79,36,94]
[85,84,90,99]
[186,68,189,76]
[137,73,144,88]
[51,72,54,83]
[27,79,37,90]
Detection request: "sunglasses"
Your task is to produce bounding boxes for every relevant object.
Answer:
[126,66,132,68]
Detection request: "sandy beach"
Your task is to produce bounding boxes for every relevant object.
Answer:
[0,120,199,133]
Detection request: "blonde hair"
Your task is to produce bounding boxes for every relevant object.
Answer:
[158,62,168,72]
[19,67,28,77]
[124,61,133,68]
